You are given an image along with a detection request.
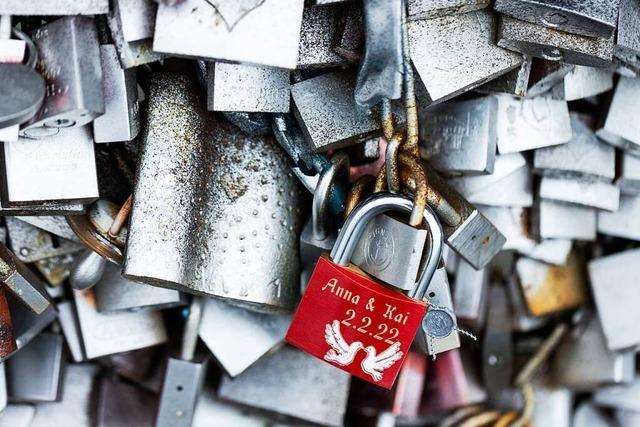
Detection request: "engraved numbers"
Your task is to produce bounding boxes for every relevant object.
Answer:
[341,309,402,344]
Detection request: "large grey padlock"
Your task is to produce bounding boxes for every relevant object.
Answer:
[298,3,348,69]
[21,17,104,138]
[5,332,64,402]
[494,0,620,38]
[207,62,290,113]
[300,153,349,279]
[198,297,291,377]
[354,0,403,107]
[123,73,303,313]
[420,96,497,175]
[1,126,99,207]
[156,297,207,427]
[93,44,140,143]
[153,0,305,69]
[408,10,523,105]
[596,76,640,157]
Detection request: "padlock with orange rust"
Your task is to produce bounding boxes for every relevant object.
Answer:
[286,192,443,389]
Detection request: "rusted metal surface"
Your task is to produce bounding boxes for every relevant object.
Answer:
[0,288,17,357]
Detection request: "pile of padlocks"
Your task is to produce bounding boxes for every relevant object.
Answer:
[0,0,639,426]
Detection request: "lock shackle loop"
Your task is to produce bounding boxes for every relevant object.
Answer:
[330,192,443,300]
[312,152,350,241]
[11,27,38,69]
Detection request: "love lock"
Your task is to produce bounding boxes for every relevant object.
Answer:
[286,192,443,389]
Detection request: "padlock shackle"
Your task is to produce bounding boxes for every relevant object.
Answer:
[312,153,350,241]
[330,192,443,300]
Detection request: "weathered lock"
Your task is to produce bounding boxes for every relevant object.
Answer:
[534,199,596,241]
[298,3,348,69]
[153,0,305,69]
[453,258,489,330]
[0,243,50,315]
[5,217,83,263]
[597,76,640,157]
[420,96,497,175]
[497,15,614,68]
[475,55,532,97]
[300,153,349,281]
[57,301,85,363]
[494,0,619,38]
[20,17,104,138]
[539,176,620,212]
[614,0,640,72]
[559,65,614,101]
[93,44,140,143]
[286,192,443,389]
[207,62,290,113]
[156,297,207,427]
[123,73,303,313]
[0,0,108,15]
[5,332,64,402]
[408,10,523,105]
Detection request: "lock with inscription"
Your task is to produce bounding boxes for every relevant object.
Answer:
[286,192,443,389]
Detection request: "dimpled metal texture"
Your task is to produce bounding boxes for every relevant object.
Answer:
[123,73,303,313]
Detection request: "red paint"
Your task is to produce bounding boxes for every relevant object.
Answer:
[286,254,427,389]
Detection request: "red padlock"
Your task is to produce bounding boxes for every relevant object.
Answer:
[286,193,444,389]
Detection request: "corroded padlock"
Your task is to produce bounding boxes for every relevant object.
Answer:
[286,192,443,389]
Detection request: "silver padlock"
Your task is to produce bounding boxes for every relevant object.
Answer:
[153,0,305,69]
[93,262,183,313]
[57,301,86,363]
[156,298,206,427]
[199,297,291,377]
[218,345,351,427]
[495,94,572,154]
[420,96,497,175]
[539,176,620,212]
[534,114,615,180]
[93,44,140,143]
[98,375,157,427]
[475,55,531,97]
[478,206,535,254]
[497,15,614,68]
[527,59,574,98]
[291,69,387,152]
[108,0,164,69]
[21,17,104,138]
[595,378,640,413]
[616,152,640,196]
[73,288,168,359]
[598,195,640,241]
[408,10,523,105]
[5,217,83,263]
[0,0,109,15]
[0,242,51,315]
[193,387,271,426]
[534,199,596,241]
[1,127,99,207]
[588,248,640,351]
[16,216,80,242]
[407,0,490,21]
[0,404,35,427]
[494,0,620,38]
[453,258,488,330]
[419,267,461,356]
[27,364,99,427]
[507,273,549,332]
[123,73,303,312]
[531,381,573,427]
[5,332,64,402]
[614,0,640,72]
[298,3,348,69]
[596,76,640,157]
[207,62,290,113]
[551,313,635,390]
[559,65,614,101]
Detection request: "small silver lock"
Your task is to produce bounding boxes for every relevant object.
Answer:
[596,77,640,157]
[559,65,614,101]
[534,199,596,241]
[453,259,489,331]
[538,176,620,212]
[598,195,640,241]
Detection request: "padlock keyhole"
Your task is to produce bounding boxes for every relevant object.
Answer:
[176,385,183,392]
[50,234,60,249]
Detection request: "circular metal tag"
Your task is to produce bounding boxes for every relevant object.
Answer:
[423,309,455,338]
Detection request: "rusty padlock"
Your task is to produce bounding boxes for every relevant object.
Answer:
[286,192,443,389]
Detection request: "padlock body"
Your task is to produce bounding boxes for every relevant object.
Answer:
[286,254,427,389]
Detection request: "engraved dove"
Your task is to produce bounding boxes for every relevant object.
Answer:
[205,0,266,31]
[361,342,403,382]
[323,320,364,366]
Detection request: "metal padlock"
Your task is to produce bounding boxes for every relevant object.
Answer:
[291,69,387,152]
[73,288,168,359]
[286,193,443,389]
[32,253,75,289]
[17,215,80,242]
[192,388,272,426]
[531,381,573,427]
[156,297,207,427]
[56,301,85,363]
[1,127,99,207]
[551,313,635,389]
[93,44,140,143]
[123,73,303,312]
[526,59,574,97]
[588,248,640,351]
[475,54,532,97]
[0,0,109,15]
[27,364,99,427]
[332,3,363,63]
[408,10,523,104]
[453,258,488,330]
[98,375,157,427]
[420,96,497,175]
[538,176,620,212]
[559,65,614,101]
[407,0,490,21]
[507,273,549,332]
[108,0,164,69]
[5,332,64,402]
[598,195,640,241]
[153,0,305,69]
[534,199,596,241]
[497,15,615,68]
[21,17,104,138]
[0,404,35,427]
[596,76,640,157]
[494,0,620,38]
[595,378,640,413]
[207,62,290,113]
[614,0,640,72]
[534,114,615,181]
[574,402,617,427]
[478,206,535,255]
[617,152,640,196]
[354,0,403,107]
[198,297,291,377]
[5,217,83,263]
[495,94,572,154]
[0,242,51,315]
[298,3,348,69]
[218,345,351,427]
